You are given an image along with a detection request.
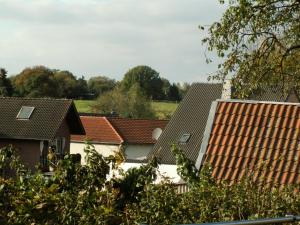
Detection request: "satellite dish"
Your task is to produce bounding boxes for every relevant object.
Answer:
[152,128,162,140]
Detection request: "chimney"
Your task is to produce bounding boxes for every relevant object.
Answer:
[221,79,231,99]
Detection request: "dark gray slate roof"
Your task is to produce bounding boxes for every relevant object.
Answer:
[246,87,299,103]
[149,83,223,164]
[0,97,85,140]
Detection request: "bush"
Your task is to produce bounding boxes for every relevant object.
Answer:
[1,144,300,224]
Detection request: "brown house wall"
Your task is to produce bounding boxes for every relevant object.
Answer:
[0,119,73,172]
[55,119,71,154]
[0,139,40,171]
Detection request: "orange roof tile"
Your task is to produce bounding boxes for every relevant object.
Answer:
[199,100,300,186]
[71,116,123,144]
[108,118,168,144]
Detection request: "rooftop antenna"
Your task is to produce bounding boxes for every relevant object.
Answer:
[152,128,162,140]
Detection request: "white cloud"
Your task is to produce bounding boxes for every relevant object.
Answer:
[0,0,226,82]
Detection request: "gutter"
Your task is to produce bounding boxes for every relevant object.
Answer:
[140,215,300,225]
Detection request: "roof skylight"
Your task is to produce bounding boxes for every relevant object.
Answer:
[16,106,35,120]
[179,133,191,144]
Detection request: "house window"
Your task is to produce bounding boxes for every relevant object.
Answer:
[39,140,49,169]
[56,137,65,155]
[179,133,191,144]
[16,106,35,119]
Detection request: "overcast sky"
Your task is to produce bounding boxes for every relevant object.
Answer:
[0,0,226,83]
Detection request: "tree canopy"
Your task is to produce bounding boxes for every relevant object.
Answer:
[203,0,300,97]
[53,70,78,98]
[121,65,164,100]
[88,76,116,98]
[11,66,89,98]
[0,68,13,97]
[12,66,57,98]
[91,84,155,119]
[5,64,186,102]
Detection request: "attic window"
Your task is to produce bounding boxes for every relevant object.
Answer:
[179,133,191,144]
[17,106,35,119]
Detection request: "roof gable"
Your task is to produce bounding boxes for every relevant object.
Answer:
[108,118,168,144]
[71,116,123,144]
[149,83,224,164]
[0,97,84,140]
[198,100,300,186]
[71,116,168,145]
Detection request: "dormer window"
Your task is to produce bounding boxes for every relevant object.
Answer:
[16,106,35,120]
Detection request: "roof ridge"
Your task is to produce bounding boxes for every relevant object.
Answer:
[104,117,124,143]
[80,115,105,118]
[109,117,169,122]
[217,99,300,106]
[192,82,223,85]
[0,97,72,101]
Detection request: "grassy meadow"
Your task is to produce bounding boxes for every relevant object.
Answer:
[151,101,178,119]
[74,100,95,113]
[74,100,178,119]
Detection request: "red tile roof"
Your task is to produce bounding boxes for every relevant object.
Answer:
[71,116,168,145]
[200,100,300,186]
[71,116,123,144]
[108,118,169,144]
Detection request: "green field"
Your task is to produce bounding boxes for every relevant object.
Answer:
[74,100,95,113]
[74,100,178,119]
[151,101,178,119]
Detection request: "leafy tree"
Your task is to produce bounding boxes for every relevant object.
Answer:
[11,66,90,99]
[126,84,155,118]
[168,83,181,101]
[91,84,155,119]
[121,65,164,100]
[73,76,89,99]
[53,70,78,98]
[175,82,190,99]
[2,143,300,224]
[203,0,300,97]
[91,86,127,115]
[12,66,58,97]
[88,76,116,98]
[0,68,13,96]
[161,78,171,99]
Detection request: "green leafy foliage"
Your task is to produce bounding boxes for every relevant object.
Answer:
[11,66,57,98]
[2,144,300,224]
[53,70,78,98]
[0,68,13,97]
[91,84,156,119]
[203,0,300,97]
[88,76,117,98]
[7,64,188,101]
[171,144,199,187]
[10,66,88,98]
[121,65,165,100]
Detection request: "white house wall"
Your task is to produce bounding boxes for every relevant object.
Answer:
[70,143,153,164]
[125,144,153,161]
[70,143,181,183]
[70,142,119,165]
[120,162,181,183]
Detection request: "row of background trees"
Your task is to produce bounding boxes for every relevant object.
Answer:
[0,65,190,101]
